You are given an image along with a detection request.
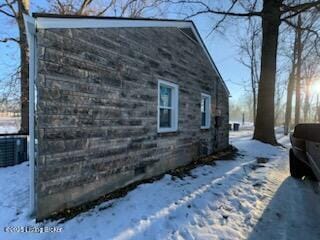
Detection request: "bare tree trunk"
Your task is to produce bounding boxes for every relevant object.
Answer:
[303,64,316,123]
[18,0,29,134]
[316,95,320,122]
[253,0,281,145]
[304,85,310,122]
[295,15,302,126]
[284,70,296,135]
[252,84,257,124]
[250,36,257,125]
[253,53,259,125]
[250,54,257,124]
[238,20,259,126]
[317,95,320,123]
[284,32,298,135]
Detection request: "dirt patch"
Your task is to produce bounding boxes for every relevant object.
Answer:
[209,145,242,161]
[250,164,266,171]
[256,157,269,164]
[170,145,238,178]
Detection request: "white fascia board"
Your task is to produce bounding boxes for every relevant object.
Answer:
[36,17,192,29]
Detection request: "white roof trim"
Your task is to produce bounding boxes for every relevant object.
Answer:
[36,17,192,29]
[34,16,230,95]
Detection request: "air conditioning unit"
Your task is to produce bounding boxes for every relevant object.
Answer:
[0,135,28,167]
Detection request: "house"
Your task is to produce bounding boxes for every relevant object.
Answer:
[24,13,230,220]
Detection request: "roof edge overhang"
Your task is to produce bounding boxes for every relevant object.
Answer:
[29,13,230,96]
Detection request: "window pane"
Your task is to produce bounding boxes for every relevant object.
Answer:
[160,108,171,128]
[160,86,172,107]
[201,97,205,113]
[202,112,206,126]
[201,97,207,126]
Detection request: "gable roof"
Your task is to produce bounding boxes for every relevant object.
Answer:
[31,13,230,96]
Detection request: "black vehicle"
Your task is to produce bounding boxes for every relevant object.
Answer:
[290,124,320,181]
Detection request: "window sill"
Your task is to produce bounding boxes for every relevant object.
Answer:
[200,126,211,130]
[157,130,180,137]
[158,128,178,133]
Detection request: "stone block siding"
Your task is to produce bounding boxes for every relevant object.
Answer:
[35,27,229,219]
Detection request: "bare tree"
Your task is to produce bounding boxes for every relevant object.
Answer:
[300,40,320,121]
[284,9,320,130]
[116,0,168,17]
[46,0,111,15]
[275,74,287,125]
[46,0,168,17]
[316,95,320,122]
[284,44,297,134]
[294,15,303,125]
[168,0,320,145]
[284,8,320,133]
[238,19,260,125]
[302,59,317,121]
[0,0,30,133]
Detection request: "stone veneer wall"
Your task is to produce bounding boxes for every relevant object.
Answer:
[35,27,229,219]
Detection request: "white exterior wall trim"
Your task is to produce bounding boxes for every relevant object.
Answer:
[23,13,36,216]
[157,79,179,133]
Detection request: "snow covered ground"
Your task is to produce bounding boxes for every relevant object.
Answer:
[0,117,20,134]
[1,127,320,240]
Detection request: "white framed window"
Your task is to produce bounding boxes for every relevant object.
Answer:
[201,93,211,129]
[158,80,179,133]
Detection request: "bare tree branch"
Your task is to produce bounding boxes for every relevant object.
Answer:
[0,37,19,43]
[281,1,320,20]
[55,0,66,14]
[96,0,115,16]
[0,0,17,9]
[282,1,320,14]
[3,0,17,17]
[204,0,239,37]
[186,8,261,19]
[0,0,17,18]
[282,18,320,38]
[0,8,15,17]
[167,0,261,19]
[120,0,138,17]
[77,0,94,15]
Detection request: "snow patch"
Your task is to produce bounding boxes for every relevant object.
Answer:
[0,128,296,240]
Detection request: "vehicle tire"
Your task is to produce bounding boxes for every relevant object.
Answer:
[289,149,305,179]
[305,166,317,181]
